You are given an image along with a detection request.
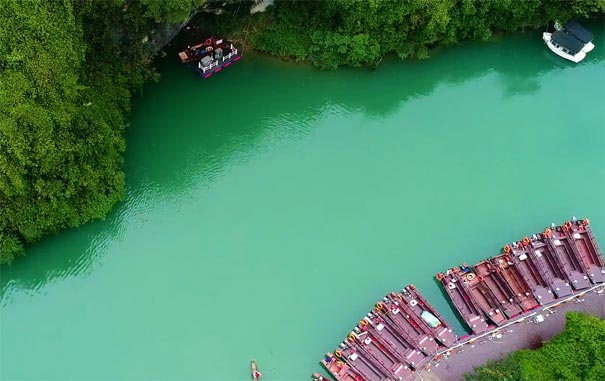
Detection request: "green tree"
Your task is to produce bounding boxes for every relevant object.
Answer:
[0,0,202,264]
[468,312,605,381]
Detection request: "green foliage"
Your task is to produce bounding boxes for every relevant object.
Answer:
[0,0,200,264]
[140,0,204,23]
[242,0,605,69]
[468,312,605,381]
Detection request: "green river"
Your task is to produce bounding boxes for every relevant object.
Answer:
[2,27,604,381]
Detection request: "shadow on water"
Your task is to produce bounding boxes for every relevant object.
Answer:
[1,21,603,299]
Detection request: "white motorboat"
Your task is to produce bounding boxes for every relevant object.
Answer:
[563,21,595,53]
[554,21,595,53]
[543,31,586,63]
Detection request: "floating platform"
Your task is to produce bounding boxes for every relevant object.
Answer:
[178,37,241,80]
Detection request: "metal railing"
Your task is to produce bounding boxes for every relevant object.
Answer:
[199,49,239,73]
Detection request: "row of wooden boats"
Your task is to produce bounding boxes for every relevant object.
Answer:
[437,218,604,334]
[315,217,603,381]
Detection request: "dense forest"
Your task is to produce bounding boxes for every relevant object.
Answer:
[466,312,605,381]
[1,0,604,264]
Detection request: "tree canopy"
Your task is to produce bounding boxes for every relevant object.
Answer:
[238,0,605,69]
[1,0,604,264]
[467,312,605,381]
[0,0,202,264]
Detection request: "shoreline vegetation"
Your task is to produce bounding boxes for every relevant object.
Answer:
[465,312,605,381]
[1,0,604,264]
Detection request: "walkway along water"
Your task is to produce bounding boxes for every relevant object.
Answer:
[316,218,605,381]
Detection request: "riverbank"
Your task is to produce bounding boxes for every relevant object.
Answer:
[2,25,604,381]
[189,1,605,70]
[417,284,605,381]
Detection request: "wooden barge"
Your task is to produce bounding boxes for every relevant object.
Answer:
[321,284,457,381]
[436,270,490,334]
[377,296,440,355]
[437,217,604,339]
[543,230,592,290]
[565,219,605,283]
[401,285,457,346]
[473,260,523,319]
[320,218,603,381]
[513,237,574,298]
[360,310,426,369]
[506,245,557,304]
[450,265,507,326]
[490,254,540,310]
[312,373,334,381]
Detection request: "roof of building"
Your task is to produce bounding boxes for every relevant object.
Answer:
[552,31,584,55]
[564,21,594,43]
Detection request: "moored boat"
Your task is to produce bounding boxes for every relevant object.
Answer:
[543,30,586,63]
[562,21,595,53]
[311,372,334,381]
[250,360,261,380]
[320,352,360,381]
[436,270,490,334]
[178,36,241,79]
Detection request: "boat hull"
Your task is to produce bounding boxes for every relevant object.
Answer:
[196,53,241,79]
[582,41,595,53]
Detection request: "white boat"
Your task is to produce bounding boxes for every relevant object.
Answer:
[582,41,595,54]
[563,21,595,53]
[543,31,586,63]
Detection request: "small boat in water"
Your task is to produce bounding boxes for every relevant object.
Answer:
[543,20,596,63]
[543,30,586,63]
[559,21,595,53]
[251,360,262,380]
[178,36,241,79]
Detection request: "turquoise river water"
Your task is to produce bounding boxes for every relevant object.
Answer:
[2,28,605,381]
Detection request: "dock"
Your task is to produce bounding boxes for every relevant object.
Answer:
[315,218,604,381]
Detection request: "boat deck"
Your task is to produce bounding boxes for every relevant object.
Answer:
[525,240,574,297]
[544,234,591,290]
[451,267,507,325]
[342,339,398,380]
[312,372,335,381]
[348,329,414,380]
[321,352,364,381]
[319,218,605,381]
[402,285,457,346]
[473,261,523,318]
[437,271,489,334]
[567,221,605,283]
[508,248,556,304]
[491,254,540,310]
[360,314,423,370]
[377,297,439,356]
